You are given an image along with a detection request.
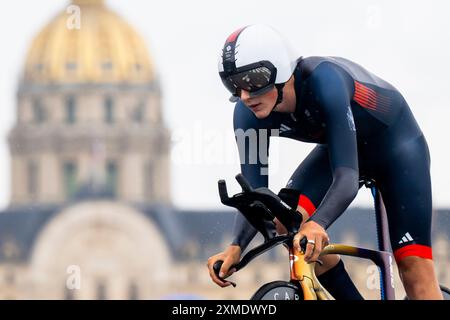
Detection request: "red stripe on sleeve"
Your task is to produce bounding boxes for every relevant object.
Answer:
[298,194,317,217]
[394,244,433,262]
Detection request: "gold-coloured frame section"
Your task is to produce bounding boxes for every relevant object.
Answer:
[291,244,394,300]
[290,246,334,300]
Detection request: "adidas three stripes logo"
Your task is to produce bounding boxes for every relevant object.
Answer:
[398,232,414,244]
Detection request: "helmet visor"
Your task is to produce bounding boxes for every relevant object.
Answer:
[219,61,277,100]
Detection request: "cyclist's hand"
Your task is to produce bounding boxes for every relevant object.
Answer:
[294,221,330,263]
[206,245,241,287]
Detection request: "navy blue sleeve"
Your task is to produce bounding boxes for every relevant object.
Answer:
[306,62,360,229]
[230,101,277,251]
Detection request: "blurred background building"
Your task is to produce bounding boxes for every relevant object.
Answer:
[0,0,448,299]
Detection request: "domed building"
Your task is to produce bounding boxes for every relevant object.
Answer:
[13,0,169,205]
[0,0,178,299]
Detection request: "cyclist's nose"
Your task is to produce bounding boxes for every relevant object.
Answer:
[240,90,251,100]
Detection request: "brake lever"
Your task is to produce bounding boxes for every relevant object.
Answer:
[212,261,237,288]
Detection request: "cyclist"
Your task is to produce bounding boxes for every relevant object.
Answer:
[207,24,443,299]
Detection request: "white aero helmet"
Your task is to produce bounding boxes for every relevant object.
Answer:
[218,24,299,103]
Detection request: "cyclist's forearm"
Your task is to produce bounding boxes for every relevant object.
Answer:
[230,212,258,252]
[232,101,270,251]
[308,167,359,229]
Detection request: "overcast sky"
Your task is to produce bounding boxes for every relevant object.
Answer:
[0,0,449,210]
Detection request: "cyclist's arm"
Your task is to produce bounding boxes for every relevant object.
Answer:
[231,101,274,251]
[306,62,359,229]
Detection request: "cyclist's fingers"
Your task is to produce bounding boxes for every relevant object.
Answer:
[220,258,234,278]
[206,259,219,280]
[207,256,227,283]
[322,236,330,249]
[294,234,306,252]
[293,235,301,252]
[212,275,232,288]
[206,256,221,274]
[304,240,315,261]
[214,276,232,288]
[311,238,322,262]
[207,262,231,287]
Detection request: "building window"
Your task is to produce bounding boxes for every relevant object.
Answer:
[32,99,46,123]
[106,160,118,197]
[128,281,139,300]
[101,61,113,71]
[65,96,76,124]
[63,161,77,198]
[132,102,145,123]
[144,162,154,199]
[27,160,38,198]
[96,281,107,300]
[104,97,114,124]
[34,63,44,72]
[66,62,77,71]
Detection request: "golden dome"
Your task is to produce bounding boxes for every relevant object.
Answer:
[23,0,155,84]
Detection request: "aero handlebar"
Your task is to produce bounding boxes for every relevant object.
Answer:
[214,174,309,286]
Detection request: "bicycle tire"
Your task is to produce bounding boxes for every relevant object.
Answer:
[250,281,303,300]
[440,285,450,300]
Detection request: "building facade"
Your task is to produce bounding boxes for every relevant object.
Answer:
[1,0,174,299]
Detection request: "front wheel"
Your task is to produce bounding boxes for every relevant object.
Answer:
[250,281,303,300]
[441,285,450,300]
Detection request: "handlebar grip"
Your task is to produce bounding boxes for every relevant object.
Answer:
[235,174,254,192]
[213,260,223,277]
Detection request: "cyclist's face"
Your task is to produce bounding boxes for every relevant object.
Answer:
[240,87,278,119]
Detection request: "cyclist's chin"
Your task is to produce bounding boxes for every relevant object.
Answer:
[252,106,272,119]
